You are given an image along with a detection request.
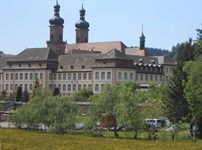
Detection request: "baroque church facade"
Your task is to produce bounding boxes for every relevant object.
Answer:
[0,2,175,97]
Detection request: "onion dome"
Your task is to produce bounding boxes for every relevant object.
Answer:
[75,4,90,29]
[49,1,64,26]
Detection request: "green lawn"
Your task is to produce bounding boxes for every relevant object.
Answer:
[0,128,202,150]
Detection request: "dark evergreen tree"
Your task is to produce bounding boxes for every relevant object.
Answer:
[22,89,30,102]
[163,39,195,123]
[30,78,40,102]
[196,24,202,40]
[53,87,60,96]
[16,86,22,102]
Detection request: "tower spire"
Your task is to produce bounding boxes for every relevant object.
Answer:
[75,4,90,43]
[140,24,146,50]
[47,1,66,55]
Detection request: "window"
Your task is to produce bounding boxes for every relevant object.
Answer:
[53,74,56,80]
[51,34,53,39]
[118,72,121,79]
[58,74,61,80]
[136,74,138,80]
[15,84,18,90]
[95,84,99,92]
[29,84,33,91]
[160,76,162,81]
[20,73,23,80]
[20,84,23,88]
[10,73,13,80]
[107,72,111,79]
[15,73,18,80]
[101,72,105,79]
[53,84,56,89]
[30,73,33,80]
[95,72,99,79]
[40,73,43,79]
[130,73,133,80]
[63,74,66,80]
[6,73,9,80]
[140,74,143,80]
[88,73,92,80]
[73,73,76,80]
[73,85,76,91]
[6,84,9,90]
[155,75,158,81]
[25,73,28,80]
[49,84,52,91]
[10,84,13,90]
[78,84,81,90]
[58,84,61,91]
[68,73,71,80]
[88,84,92,89]
[145,75,148,81]
[78,73,81,80]
[83,73,87,80]
[35,73,38,79]
[68,84,71,91]
[124,72,127,80]
[63,84,66,91]
[150,75,153,81]
[25,84,28,90]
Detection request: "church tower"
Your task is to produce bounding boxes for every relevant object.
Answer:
[139,25,146,50]
[75,4,90,43]
[47,1,66,55]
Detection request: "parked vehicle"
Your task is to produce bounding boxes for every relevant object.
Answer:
[143,119,168,128]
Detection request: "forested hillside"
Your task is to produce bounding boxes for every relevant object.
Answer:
[146,44,180,59]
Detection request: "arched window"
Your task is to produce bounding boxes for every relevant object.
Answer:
[95,72,99,79]
[95,84,99,92]
[107,72,111,79]
[101,72,105,79]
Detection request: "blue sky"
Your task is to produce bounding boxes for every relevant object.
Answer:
[0,0,201,54]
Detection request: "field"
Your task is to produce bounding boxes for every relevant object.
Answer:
[0,128,202,150]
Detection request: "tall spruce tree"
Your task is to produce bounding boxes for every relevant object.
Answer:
[163,39,195,123]
[16,86,22,102]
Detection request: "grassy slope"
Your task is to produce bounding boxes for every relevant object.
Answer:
[0,128,202,150]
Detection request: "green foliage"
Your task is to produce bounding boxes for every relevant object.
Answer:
[196,25,202,40]
[0,90,7,98]
[73,87,94,102]
[30,78,40,102]
[52,87,60,96]
[184,57,202,131]
[9,95,78,133]
[88,82,142,138]
[163,39,196,123]
[140,83,167,119]
[16,86,22,102]
[22,89,30,102]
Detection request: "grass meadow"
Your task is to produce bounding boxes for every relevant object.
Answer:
[0,128,202,150]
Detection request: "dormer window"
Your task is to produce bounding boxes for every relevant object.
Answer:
[71,65,74,69]
[60,65,64,69]
[150,60,155,64]
[28,64,31,67]
[9,64,12,67]
[39,63,42,67]
[81,65,85,69]
[19,64,21,67]
[139,59,143,62]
